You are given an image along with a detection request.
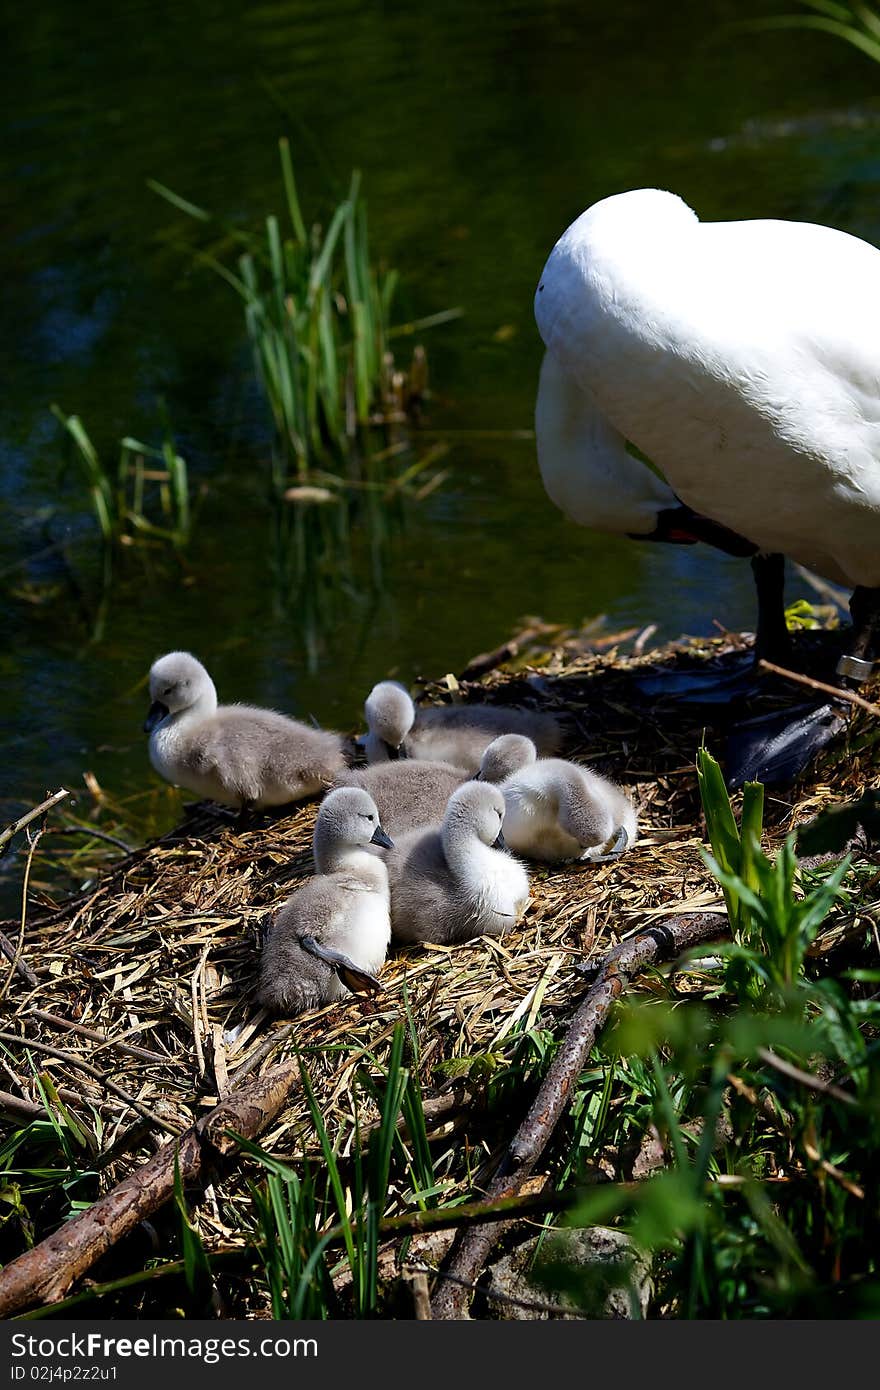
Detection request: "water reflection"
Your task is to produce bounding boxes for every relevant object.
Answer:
[3,0,880,820]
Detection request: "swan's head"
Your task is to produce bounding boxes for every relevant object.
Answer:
[364,681,415,760]
[534,188,697,358]
[444,782,507,851]
[476,735,537,784]
[316,787,394,853]
[144,651,215,732]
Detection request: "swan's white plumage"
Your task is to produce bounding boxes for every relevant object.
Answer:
[535,188,880,587]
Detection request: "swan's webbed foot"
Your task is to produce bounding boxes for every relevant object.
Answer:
[725,701,847,790]
[725,583,880,790]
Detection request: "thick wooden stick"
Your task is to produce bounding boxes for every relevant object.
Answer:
[0,1059,299,1317]
[430,912,727,1319]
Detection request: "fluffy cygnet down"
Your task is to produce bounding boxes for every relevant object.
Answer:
[383,782,530,945]
[363,680,561,773]
[259,787,394,1016]
[335,733,537,836]
[144,651,346,808]
[500,758,638,862]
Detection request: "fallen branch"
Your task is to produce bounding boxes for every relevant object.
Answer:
[429,911,728,1319]
[0,1059,299,1317]
[459,626,544,681]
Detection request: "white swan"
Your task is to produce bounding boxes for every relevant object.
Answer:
[363,680,561,771]
[534,189,880,779]
[499,757,637,863]
[384,782,530,944]
[335,734,536,836]
[144,651,346,808]
[259,787,393,1016]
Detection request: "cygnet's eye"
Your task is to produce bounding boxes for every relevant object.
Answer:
[360,813,375,822]
[162,686,174,698]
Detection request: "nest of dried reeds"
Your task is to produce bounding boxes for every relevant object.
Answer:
[1,624,877,1309]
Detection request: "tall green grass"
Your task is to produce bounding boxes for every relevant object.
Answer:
[234,1022,438,1318]
[52,405,191,549]
[150,139,458,493]
[750,1,880,64]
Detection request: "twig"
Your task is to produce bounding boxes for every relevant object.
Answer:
[430,912,727,1319]
[0,1089,44,1122]
[0,930,38,987]
[0,1082,123,1124]
[0,826,44,1004]
[0,1058,300,1316]
[26,1010,168,1065]
[757,1047,858,1107]
[0,791,70,856]
[50,826,133,854]
[757,659,880,718]
[0,1031,181,1137]
[459,627,543,681]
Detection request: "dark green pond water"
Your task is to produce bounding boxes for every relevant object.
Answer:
[4,0,880,852]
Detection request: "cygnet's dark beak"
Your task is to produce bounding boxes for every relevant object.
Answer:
[143,700,169,734]
[492,828,507,851]
[383,741,402,762]
[371,824,394,850]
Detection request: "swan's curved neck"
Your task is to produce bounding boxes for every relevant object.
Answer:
[536,352,676,535]
[314,829,388,886]
[442,820,494,888]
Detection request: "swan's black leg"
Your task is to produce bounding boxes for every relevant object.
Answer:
[838,586,880,683]
[752,552,791,663]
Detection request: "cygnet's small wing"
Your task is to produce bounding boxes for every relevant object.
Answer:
[300,935,383,995]
[259,877,344,1014]
[187,706,344,804]
[584,824,630,862]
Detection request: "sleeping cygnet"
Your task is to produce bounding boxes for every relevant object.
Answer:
[384,782,530,945]
[363,680,561,773]
[259,787,394,1016]
[335,733,537,836]
[499,758,638,863]
[144,651,346,809]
